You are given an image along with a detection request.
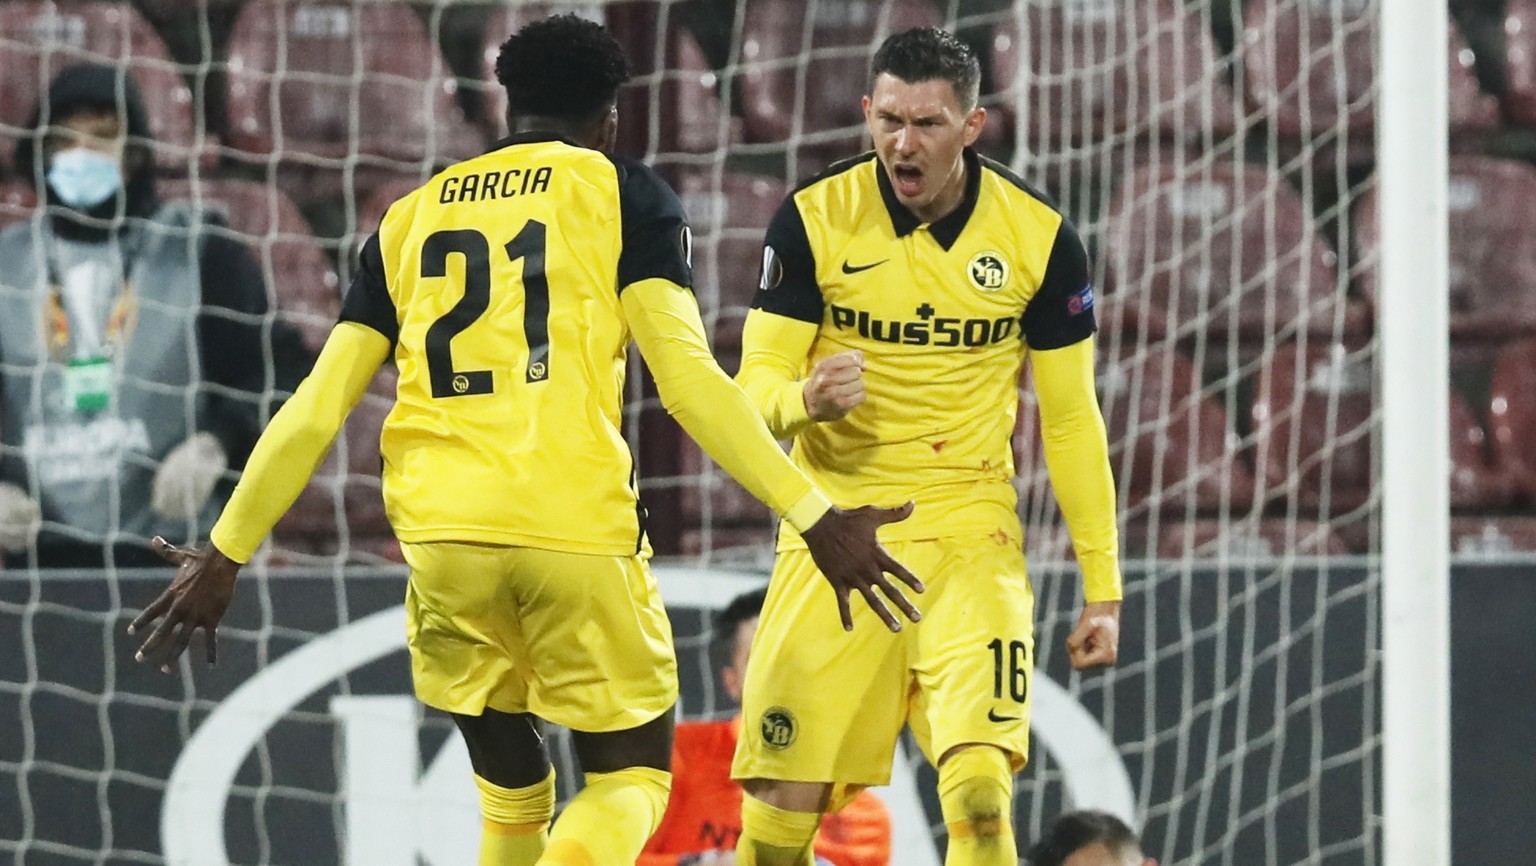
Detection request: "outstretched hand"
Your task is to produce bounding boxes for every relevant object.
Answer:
[128,536,242,672]
[800,502,924,633]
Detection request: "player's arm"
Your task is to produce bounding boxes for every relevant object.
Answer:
[734,197,856,438]
[1023,218,1122,669]
[207,323,388,560]
[129,234,398,671]
[624,282,827,527]
[1033,338,1118,602]
[616,160,921,631]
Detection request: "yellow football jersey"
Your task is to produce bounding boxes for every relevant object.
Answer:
[745,149,1099,546]
[340,133,694,555]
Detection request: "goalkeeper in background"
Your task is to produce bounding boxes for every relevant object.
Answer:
[1024,810,1156,866]
[128,15,920,866]
[730,27,1123,866]
[641,585,891,866]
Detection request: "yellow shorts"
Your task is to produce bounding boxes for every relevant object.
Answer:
[401,540,678,732]
[732,532,1034,787]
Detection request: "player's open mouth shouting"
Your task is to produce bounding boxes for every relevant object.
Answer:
[891,162,925,198]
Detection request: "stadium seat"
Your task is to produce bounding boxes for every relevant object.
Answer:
[272,365,395,562]
[602,1,739,159]
[1157,518,1352,559]
[647,23,737,158]
[667,169,786,377]
[159,178,340,356]
[1448,388,1510,509]
[1450,516,1536,556]
[735,0,940,173]
[1504,0,1536,125]
[1250,343,1373,514]
[224,0,480,198]
[0,182,37,230]
[1092,342,1256,515]
[352,176,423,254]
[1354,157,1536,343]
[480,5,733,155]
[1242,3,1496,150]
[0,1,203,175]
[990,0,1242,150]
[1251,343,1505,514]
[1488,338,1536,500]
[669,146,786,539]
[1104,160,1365,344]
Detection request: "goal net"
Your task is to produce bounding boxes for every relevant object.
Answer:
[1,0,1498,863]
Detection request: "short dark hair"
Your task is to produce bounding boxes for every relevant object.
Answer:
[1025,810,1142,866]
[715,585,768,647]
[869,27,981,110]
[494,14,631,124]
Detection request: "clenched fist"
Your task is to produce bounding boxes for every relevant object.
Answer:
[1066,600,1121,670]
[802,350,866,422]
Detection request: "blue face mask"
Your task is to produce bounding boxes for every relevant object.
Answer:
[47,148,123,210]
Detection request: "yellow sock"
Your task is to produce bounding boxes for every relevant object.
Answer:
[536,766,671,866]
[938,747,1017,866]
[735,794,821,866]
[474,768,555,866]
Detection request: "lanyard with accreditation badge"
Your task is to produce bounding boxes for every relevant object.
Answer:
[42,228,141,414]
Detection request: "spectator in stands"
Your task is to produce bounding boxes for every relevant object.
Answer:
[0,63,304,568]
[641,585,891,866]
[1024,810,1156,866]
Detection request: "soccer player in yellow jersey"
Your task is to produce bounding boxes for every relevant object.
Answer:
[126,16,922,866]
[729,28,1124,866]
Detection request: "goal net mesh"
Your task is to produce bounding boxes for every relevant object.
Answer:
[1,0,1475,863]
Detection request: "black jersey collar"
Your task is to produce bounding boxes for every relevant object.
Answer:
[487,130,581,152]
[875,147,983,251]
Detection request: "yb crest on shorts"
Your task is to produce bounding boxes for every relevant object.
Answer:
[760,706,797,750]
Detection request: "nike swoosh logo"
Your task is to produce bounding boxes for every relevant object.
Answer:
[987,709,1019,723]
[841,258,889,274]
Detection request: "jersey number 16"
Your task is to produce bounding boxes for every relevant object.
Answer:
[989,637,1029,703]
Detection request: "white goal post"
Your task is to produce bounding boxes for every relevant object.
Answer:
[1377,1,1450,864]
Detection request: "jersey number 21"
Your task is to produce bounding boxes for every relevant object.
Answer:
[420,221,550,398]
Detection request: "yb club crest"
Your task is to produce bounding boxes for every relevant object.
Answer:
[760,706,797,750]
[967,251,1010,292]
